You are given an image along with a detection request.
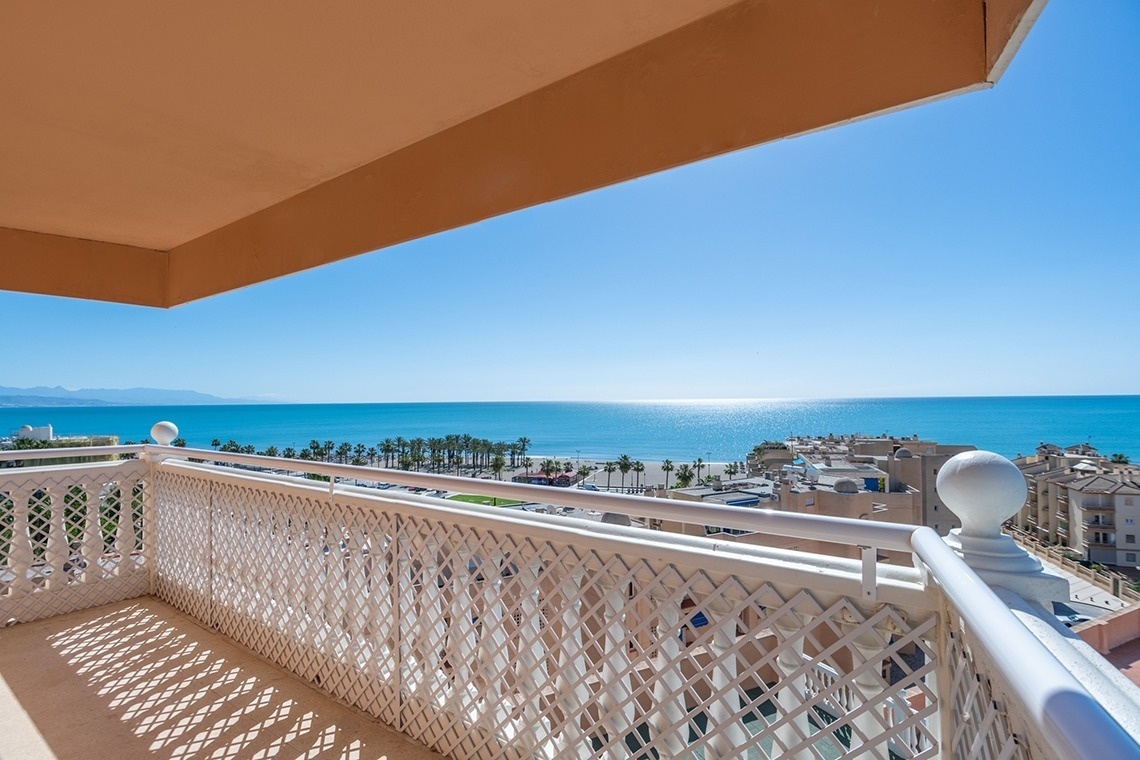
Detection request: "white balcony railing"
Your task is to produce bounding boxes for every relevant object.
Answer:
[1,441,1137,759]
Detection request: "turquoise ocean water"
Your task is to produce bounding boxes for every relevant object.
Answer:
[2,397,1137,462]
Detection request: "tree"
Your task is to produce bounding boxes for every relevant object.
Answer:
[662,459,674,490]
[1112,453,1131,465]
[282,447,297,459]
[693,457,704,482]
[603,462,616,490]
[491,454,506,480]
[523,457,533,478]
[724,462,739,478]
[172,437,188,448]
[632,460,645,490]
[617,454,632,492]
[380,439,396,468]
[675,463,694,488]
[210,438,221,450]
[577,464,591,485]
[563,460,574,474]
[540,458,559,484]
[517,437,531,464]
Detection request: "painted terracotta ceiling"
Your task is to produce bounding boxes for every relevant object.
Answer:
[0,0,1044,306]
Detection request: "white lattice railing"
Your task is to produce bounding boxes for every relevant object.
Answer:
[1,444,1137,759]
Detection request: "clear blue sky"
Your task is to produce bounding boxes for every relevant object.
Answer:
[5,0,1138,403]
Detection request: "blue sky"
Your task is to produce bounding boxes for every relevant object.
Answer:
[5,0,1138,403]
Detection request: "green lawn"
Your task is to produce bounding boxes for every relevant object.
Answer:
[446,493,523,507]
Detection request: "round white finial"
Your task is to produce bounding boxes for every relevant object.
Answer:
[937,450,1026,537]
[150,421,179,446]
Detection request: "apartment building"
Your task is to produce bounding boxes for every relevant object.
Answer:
[1013,443,1140,567]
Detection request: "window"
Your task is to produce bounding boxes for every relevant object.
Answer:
[1127,497,1136,507]
[1127,534,1136,545]
[934,504,939,511]
[1128,553,1137,564]
[1127,518,1135,526]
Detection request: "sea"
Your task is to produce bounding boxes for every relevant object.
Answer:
[2,396,1138,463]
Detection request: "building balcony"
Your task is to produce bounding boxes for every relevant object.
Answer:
[1,440,1137,759]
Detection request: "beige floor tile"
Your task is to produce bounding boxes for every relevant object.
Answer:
[0,599,443,760]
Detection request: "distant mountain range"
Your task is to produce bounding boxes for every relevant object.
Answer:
[0,386,248,407]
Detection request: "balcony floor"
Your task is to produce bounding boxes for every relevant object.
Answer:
[0,597,443,760]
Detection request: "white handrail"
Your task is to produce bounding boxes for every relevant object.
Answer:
[910,528,1137,758]
[0,445,144,462]
[140,445,920,551]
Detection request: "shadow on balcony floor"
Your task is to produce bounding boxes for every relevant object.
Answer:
[0,597,442,760]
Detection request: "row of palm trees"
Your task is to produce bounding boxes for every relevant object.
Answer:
[207,434,535,478]
[596,455,741,491]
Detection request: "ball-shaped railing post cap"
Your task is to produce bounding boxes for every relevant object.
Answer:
[150,421,179,446]
[936,450,1026,537]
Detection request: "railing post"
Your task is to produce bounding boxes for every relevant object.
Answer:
[45,485,68,591]
[704,600,751,758]
[7,487,33,599]
[849,627,890,758]
[772,611,813,759]
[649,591,689,756]
[142,421,180,594]
[938,451,1069,611]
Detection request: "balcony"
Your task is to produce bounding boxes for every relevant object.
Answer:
[1,442,1137,759]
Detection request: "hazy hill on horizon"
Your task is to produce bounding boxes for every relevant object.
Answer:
[0,385,248,407]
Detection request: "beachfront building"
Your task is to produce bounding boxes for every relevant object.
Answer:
[779,435,976,536]
[1067,475,1140,567]
[5,2,1138,758]
[511,471,580,487]
[1011,443,1140,567]
[649,458,923,564]
[1011,443,1134,547]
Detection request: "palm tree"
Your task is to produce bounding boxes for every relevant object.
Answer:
[632,460,645,490]
[662,459,674,490]
[517,437,531,464]
[1112,453,1131,464]
[523,457,533,478]
[491,454,506,480]
[693,457,704,482]
[675,463,694,488]
[540,458,559,485]
[603,462,616,490]
[210,438,221,450]
[576,464,591,486]
[380,439,396,468]
[282,447,297,459]
[617,454,632,492]
[724,462,739,479]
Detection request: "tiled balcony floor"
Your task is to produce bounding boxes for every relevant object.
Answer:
[0,598,443,760]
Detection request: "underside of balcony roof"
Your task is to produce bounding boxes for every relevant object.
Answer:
[0,0,1044,307]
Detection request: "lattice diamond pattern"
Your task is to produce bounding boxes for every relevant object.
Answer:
[0,461,149,624]
[946,622,1033,760]
[150,466,949,759]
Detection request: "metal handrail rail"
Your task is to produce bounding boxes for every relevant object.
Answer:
[910,528,1136,758]
[0,444,144,462]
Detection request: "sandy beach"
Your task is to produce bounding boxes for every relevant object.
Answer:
[500,455,747,493]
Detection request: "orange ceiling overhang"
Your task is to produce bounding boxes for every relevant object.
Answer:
[1,0,1045,307]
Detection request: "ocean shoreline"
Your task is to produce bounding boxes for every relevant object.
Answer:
[2,396,1138,462]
